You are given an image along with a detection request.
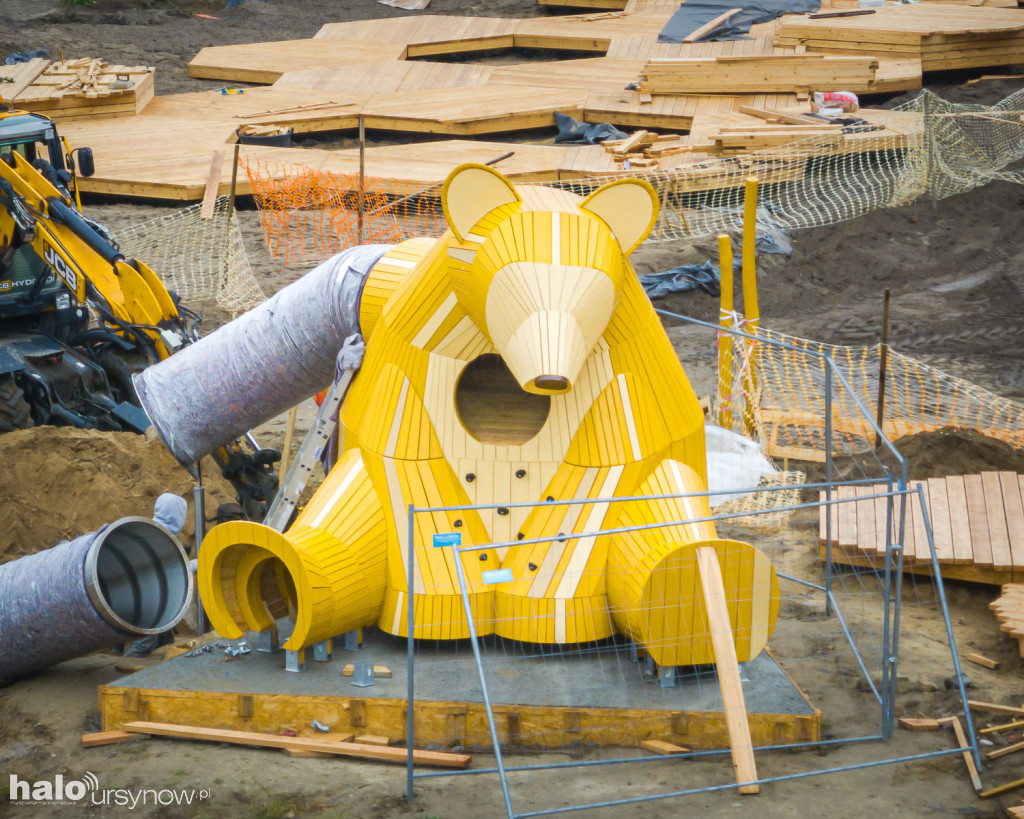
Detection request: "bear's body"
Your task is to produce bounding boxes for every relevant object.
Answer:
[200,167,778,667]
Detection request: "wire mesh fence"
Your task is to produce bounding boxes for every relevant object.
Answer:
[116,195,266,315]
[399,318,976,818]
[711,317,1024,463]
[244,89,1024,268]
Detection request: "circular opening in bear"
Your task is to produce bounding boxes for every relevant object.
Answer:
[455,354,550,445]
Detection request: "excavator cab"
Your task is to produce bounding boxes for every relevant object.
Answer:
[0,108,280,519]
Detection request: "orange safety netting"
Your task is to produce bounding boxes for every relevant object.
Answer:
[244,158,448,266]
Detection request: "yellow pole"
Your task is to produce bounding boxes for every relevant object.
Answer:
[717,233,734,430]
[741,176,760,437]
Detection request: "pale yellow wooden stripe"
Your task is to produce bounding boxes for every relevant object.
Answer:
[552,466,624,599]
[748,550,772,653]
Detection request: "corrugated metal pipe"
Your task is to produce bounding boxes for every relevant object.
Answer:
[134,244,392,465]
[0,517,193,686]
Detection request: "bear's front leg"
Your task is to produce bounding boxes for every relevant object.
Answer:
[198,447,389,651]
[605,459,779,668]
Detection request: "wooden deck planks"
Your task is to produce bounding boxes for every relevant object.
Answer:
[838,484,858,550]
[489,57,647,92]
[51,2,1023,201]
[991,583,1024,656]
[774,5,1024,70]
[911,481,930,559]
[819,473,1024,584]
[358,85,589,135]
[856,484,879,556]
[3,58,52,102]
[966,474,993,568]
[927,477,955,563]
[273,62,496,95]
[945,475,974,564]
[314,15,519,45]
[189,40,407,83]
[983,471,1013,570]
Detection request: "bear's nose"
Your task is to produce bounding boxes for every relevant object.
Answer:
[533,375,569,393]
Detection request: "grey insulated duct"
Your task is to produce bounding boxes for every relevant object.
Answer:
[0,518,193,686]
[134,244,393,466]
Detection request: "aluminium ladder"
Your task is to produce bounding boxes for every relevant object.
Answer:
[263,370,355,532]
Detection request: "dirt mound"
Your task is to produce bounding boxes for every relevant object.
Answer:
[0,426,235,564]
[800,427,1024,483]
[889,427,1024,480]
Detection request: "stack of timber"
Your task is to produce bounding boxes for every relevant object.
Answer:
[12,59,154,121]
[0,58,51,103]
[991,583,1024,656]
[819,472,1024,585]
[600,129,690,167]
[683,106,916,156]
[774,5,1024,71]
[637,54,880,95]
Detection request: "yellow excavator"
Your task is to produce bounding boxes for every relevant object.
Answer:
[0,102,278,518]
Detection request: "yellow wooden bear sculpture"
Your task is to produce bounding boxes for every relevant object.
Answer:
[199,164,779,669]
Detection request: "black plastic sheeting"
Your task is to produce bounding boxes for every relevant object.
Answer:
[642,261,722,298]
[658,0,820,43]
[5,49,47,65]
[554,112,628,145]
[640,216,793,299]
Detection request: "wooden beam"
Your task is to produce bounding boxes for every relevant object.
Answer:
[355,735,391,746]
[737,105,821,126]
[121,721,471,768]
[969,701,1024,716]
[980,718,1024,734]
[612,130,650,156]
[980,776,1024,799]
[966,652,1000,670]
[696,546,759,795]
[200,150,225,220]
[640,739,691,755]
[945,717,983,791]
[282,732,355,758]
[897,717,943,731]
[81,730,137,748]
[987,739,1024,760]
[682,9,742,44]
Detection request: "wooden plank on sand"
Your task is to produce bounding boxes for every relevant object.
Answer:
[122,722,471,768]
[696,546,759,794]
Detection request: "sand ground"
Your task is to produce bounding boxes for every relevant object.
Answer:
[1,0,1024,815]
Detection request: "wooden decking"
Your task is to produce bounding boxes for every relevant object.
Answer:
[775,4,1024,70]
[819,472,1024,585]
[990,583,1024,656]
[6,59,154,121]
[38,2,1024,200]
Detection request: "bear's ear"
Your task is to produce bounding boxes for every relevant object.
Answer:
[442,163,522,243]
[579,178,659,256]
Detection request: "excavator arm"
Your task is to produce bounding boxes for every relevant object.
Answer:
[0,116,279,518]
[0,149,188,356]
